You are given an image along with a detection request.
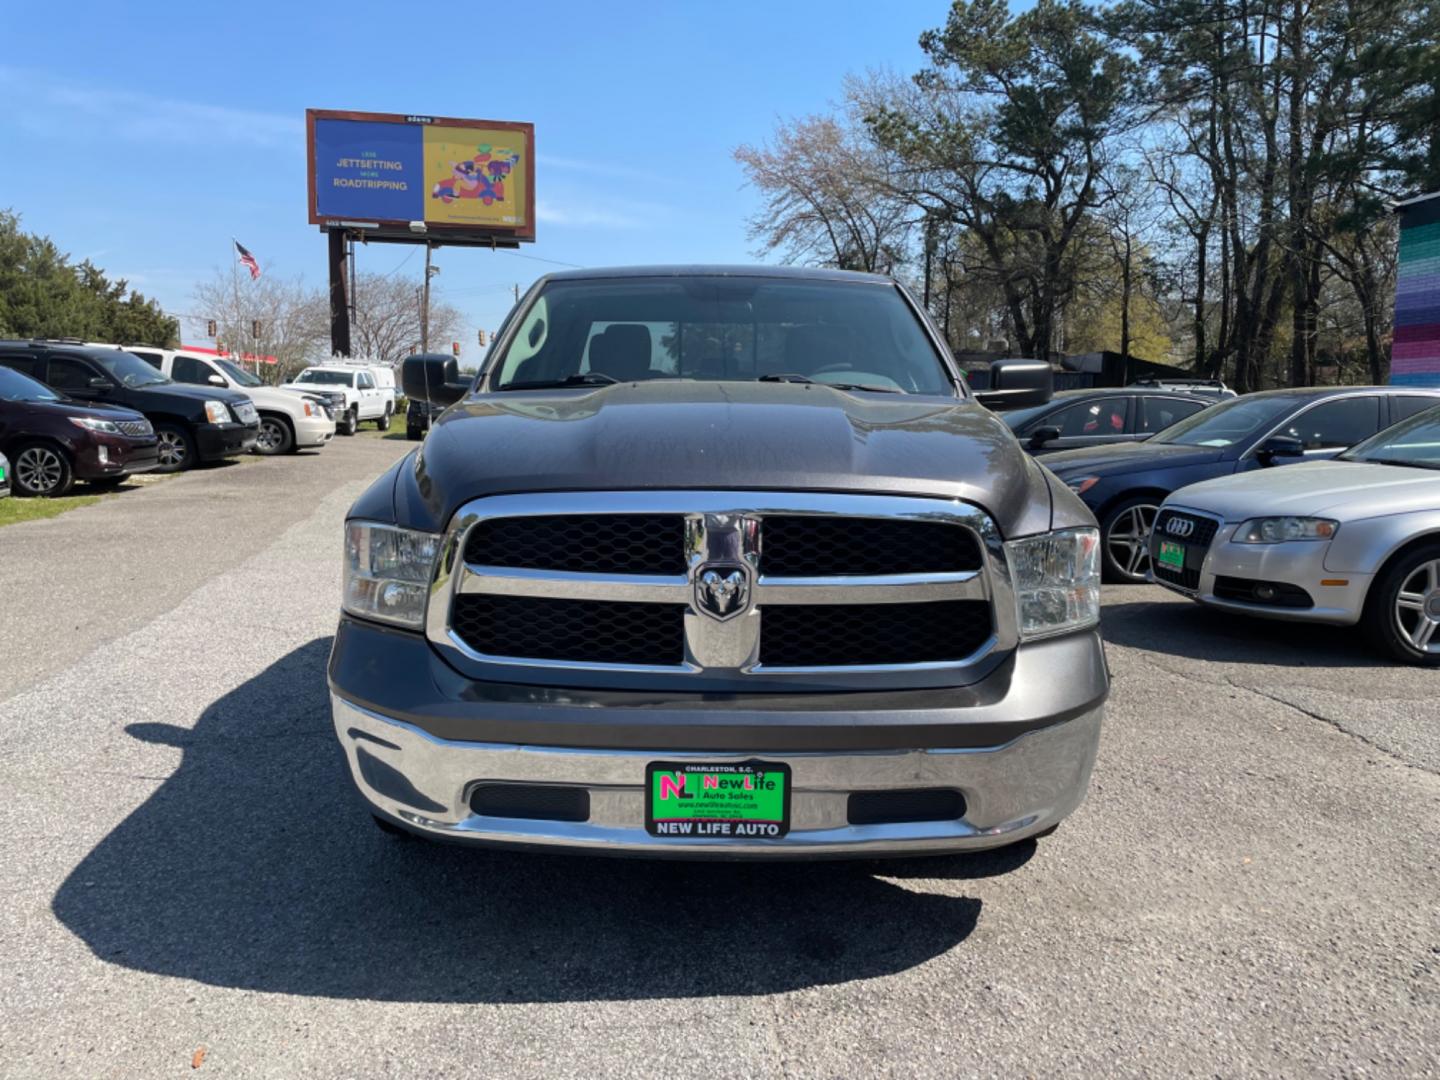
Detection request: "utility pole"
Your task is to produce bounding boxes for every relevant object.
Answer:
[420,244,439,352]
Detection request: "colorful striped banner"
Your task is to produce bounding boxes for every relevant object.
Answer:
[1393,193,1440,386]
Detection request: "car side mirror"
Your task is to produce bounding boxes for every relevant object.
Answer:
[402,353,468,406]
[1257,434,1305,463]
[1028,425,1061,449]
[974,359,1053,410]
[207,373,226,387]
[87,377,112,391]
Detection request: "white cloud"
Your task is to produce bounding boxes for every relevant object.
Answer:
[535,199,645,230]
[0,66,299,149]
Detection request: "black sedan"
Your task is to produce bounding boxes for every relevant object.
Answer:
[1043,386,1440,582]
[1000,387,1213,454]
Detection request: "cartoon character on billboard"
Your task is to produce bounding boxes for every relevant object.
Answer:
[432,145,520,206]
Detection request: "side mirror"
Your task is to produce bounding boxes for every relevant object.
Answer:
[402,353,468,406]
[1028,425,1061,449]
[1257,434,1305,463]
[207,373,227,387]
[87,377,112,391]
[974,359,1053,410]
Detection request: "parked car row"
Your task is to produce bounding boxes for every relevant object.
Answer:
[1015,384,1440,665]
[0,339,398,497]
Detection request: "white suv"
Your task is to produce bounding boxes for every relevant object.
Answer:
[126,348,336,455]
[283,366,392,436]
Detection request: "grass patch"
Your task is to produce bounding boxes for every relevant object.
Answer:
[0,491,105,527]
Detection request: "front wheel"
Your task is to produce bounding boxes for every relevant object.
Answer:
[12,441,74,497]
[1362,543,1440,666]
[153,424,196,472]
[1100,497,1160,583]
[254,415,294,456]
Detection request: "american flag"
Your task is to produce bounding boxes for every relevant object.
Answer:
[234,240,261,280]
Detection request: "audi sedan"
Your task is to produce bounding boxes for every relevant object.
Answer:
[1147,405,1440,665]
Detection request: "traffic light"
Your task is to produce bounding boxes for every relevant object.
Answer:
[478,329,487,346]
[206,319,217,337]
[251,320,261,339]
[452,341,460,356]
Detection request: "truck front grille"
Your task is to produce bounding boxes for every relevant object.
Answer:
[431,492,1011,689]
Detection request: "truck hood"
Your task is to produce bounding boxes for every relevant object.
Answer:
[400,380,1055,537]
[245,385,316,411]
[1042,439,1227,479]
[1167,459,1440,521]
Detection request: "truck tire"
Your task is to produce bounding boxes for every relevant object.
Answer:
[338,407,358,436]
[1100,495,1160,584]
[1361,541,1440,666]
[254,414,294,456]
[377,407,392,432]
[12,441,74,497]
[153,424,196,472]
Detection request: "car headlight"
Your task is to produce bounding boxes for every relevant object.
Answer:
[343,521,441,629]
[69,416,120,434]
[204,400,232,424]
[1004,527,1101,640]
[1065,476,1100,497]
[1232,517,1338,543]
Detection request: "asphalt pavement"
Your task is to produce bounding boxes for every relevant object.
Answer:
[1,432,1436,1078]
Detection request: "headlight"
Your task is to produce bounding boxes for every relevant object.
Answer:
[303,400,316,417]
[343,521,441,629]
[204,400,232,424]
[1065,476,1100,497]
[69,416,120,434]
[1004,527,1101,641]
[1232,517,1338,543]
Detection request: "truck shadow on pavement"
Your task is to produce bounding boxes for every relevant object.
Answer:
[1102,593,1389,669]
[52,637,1019,1003]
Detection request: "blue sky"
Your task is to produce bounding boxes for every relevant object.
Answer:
[0,1,943,364]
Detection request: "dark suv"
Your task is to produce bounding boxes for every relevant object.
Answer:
[1044,386,1440,582]
[0,342,259,471]
[0,364,159,495]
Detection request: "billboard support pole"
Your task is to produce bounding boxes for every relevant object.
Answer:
[328,229,352,358]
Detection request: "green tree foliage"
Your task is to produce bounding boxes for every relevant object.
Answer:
[0,211,177,346]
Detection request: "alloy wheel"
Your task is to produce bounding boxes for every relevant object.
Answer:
[1106,503,1159,580]
[1394,559,1440,654]
[16,446,63,494]
[157,430,188,468]
[257,419,285,452]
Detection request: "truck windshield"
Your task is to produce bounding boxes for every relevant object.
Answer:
[1152,394,1294,448]
[295,370,353,386]
[489,276,954,395]
[214,357,262,387]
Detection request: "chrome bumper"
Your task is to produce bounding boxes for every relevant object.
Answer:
[332,694,1102,858]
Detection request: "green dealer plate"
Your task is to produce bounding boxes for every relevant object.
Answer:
[646,761,791,839]
[1158,539,1187,570]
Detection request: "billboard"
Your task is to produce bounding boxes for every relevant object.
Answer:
[307,110,534,242]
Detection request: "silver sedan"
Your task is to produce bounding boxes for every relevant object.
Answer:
[1147,405,1440,665]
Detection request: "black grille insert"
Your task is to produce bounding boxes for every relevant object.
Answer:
[1152,560,1201,591]
[464,514,687,575]
[759,601,992,666]
[1154,510,1219,548]
[451,594,685,665]
[761,516,982,576]
[848,788,966,826]
[470,783,590,822]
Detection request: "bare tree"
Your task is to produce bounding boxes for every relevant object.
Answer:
[193,268,329,384]
[734,112,912,272]
[350,272,464,365]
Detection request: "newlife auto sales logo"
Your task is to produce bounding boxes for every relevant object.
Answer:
[646,762,790,838]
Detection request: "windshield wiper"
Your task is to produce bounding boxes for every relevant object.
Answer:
[756,373,902,394]
[497,373,620,392]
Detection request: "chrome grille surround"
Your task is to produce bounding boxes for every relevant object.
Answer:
[424,491,1017,692]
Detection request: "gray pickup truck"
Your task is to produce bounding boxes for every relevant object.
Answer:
[328,266,1108,857]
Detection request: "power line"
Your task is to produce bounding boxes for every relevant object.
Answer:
[494,250,585,269]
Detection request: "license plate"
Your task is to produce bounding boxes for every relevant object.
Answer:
[645,761,791,839]
[1158,539,1187,569]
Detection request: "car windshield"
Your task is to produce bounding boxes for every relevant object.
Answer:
[1152,394,1295,448]
[92,351,171,388]
[489,276,954,395]
[1340,405,1440,468]
[0,365,62,402]
[214,357,262,387]
[295,370,353,386]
